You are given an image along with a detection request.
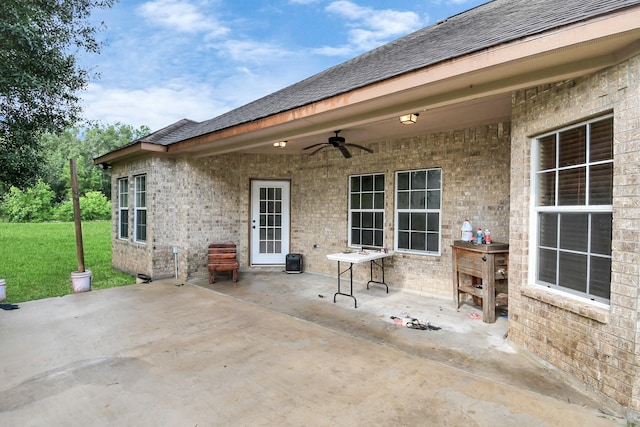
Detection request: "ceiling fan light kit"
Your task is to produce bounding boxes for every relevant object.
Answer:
[303,130,374,159]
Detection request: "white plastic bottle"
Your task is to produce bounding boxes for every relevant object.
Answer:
[461,219,473,241]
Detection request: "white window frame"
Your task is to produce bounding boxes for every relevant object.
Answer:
[348,173,385,248]
[529,115,613,304]
[134,175,147,243]
[394,168,443,256]
[118,178,128,240]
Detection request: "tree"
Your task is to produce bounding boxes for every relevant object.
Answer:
[40,122,149,201]
[0,0,116,191]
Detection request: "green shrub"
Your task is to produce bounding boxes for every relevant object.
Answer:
[81,191,111,220]
[53,191,111,221]
[0,180,54,222]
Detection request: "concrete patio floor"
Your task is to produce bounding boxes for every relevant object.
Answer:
[0,271,626,426]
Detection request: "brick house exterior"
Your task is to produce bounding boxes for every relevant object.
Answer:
[96,0,640,420]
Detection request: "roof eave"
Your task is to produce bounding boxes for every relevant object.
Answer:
[93,142,168,166]
[169,7,640,157]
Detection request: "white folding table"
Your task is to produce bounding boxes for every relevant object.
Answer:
[326,250,394,308]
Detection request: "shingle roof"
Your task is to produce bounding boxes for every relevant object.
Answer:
[141,0,640,146]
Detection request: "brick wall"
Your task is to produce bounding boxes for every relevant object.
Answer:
[509,54,640,411]
[111,122,511,295]
[110,156,179,278]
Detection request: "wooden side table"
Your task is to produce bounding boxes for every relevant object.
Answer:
[452,240,508,323]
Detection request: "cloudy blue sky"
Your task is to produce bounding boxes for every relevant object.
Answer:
[79,0,488,131]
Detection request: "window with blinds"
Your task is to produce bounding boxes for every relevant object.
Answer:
[533,115,613,303]
[118,178,128,240]
[134,175,147,243]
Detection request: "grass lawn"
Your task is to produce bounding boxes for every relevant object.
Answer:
[0,221,134,303]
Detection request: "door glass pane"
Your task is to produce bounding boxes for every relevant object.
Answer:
[258,185,284,255]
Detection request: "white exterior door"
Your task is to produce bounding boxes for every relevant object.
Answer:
[251,180,290,265]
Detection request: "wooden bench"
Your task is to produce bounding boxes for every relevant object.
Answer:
[208,242,239,284]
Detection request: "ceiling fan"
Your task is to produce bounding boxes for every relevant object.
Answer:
[303,130,373,159]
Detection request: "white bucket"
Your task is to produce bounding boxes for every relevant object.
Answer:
[0,279,5,301]
[71,270,92,293]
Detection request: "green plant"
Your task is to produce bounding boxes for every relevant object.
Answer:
[53,191,111,221]
[1,180,54,222]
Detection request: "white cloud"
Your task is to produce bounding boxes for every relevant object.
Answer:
[316,1,425,55]
[137,0,229,38]
[214,39,294,63]
[81,82,228,130]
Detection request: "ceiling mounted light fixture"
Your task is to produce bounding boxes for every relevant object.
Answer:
[399,113,419,125]
[273,141,287,148]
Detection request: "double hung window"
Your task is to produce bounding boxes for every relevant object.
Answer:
[533,116,613,303]
[134,175,147,243]
[395,169,442,255]
[349,174,385,247]
[118,178,128,240]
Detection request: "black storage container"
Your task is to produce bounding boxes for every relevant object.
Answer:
[285,253,303,273]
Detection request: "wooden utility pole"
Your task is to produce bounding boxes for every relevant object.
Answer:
[70,159,85,272]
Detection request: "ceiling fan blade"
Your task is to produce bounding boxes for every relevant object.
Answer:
[346,143,374,153]
[309,146,328,156]
[337,145,352,158]
[303,143,328,150]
